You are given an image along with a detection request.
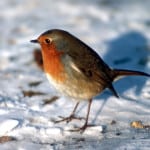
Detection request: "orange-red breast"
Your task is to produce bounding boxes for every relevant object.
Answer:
[31,29,150,132]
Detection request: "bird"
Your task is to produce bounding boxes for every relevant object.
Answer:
[31,29,150,132]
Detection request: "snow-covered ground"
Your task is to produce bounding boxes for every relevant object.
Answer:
[0,0,150,149]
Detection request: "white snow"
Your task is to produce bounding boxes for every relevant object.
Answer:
[0,119,19,136]
[0,0,150,149]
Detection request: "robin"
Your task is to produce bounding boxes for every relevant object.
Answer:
[31,29,150,132]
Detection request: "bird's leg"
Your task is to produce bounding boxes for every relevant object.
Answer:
[54,102,84,123]
[70,99,93,133]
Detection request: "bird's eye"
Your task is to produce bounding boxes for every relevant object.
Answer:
[45,38,51,44]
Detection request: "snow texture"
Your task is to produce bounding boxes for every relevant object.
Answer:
[0,0,150,149]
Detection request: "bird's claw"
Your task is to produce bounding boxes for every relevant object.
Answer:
[54,115,85,124]
[69,124,95,133]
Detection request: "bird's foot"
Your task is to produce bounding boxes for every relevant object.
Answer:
[69,123,95,133]
[54,115,85,124]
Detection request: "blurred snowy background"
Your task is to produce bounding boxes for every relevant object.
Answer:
[0,0,150,149]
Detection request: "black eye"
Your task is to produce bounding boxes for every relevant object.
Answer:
[45,38,51,44]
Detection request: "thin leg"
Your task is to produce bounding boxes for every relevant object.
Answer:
[79,98,92,132]
[54,102,84,123]
[70,99,93,133]
[71,102,80,116]
[84,98,92,127]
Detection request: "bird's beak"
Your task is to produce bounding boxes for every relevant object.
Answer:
[30,39,39,43]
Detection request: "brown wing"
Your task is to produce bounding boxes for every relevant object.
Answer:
[66,46,118,97]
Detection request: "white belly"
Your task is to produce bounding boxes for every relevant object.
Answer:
[46,73,100,100]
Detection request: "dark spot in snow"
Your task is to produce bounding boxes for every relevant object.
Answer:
[110,120,117,125]
[28,81,42,87]
[43,96,59,105]
[116,131,122,136]
[113,57,131,65]
[22,90,46,97]
[0,136,16,143]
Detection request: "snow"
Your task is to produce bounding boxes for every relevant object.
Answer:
[0,0,150,149]
[0,119,19,136]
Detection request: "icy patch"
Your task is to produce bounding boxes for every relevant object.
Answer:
[0,119,19,136]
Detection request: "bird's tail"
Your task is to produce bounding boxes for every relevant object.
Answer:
[112,69,150,81]
[107,69,149,98]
